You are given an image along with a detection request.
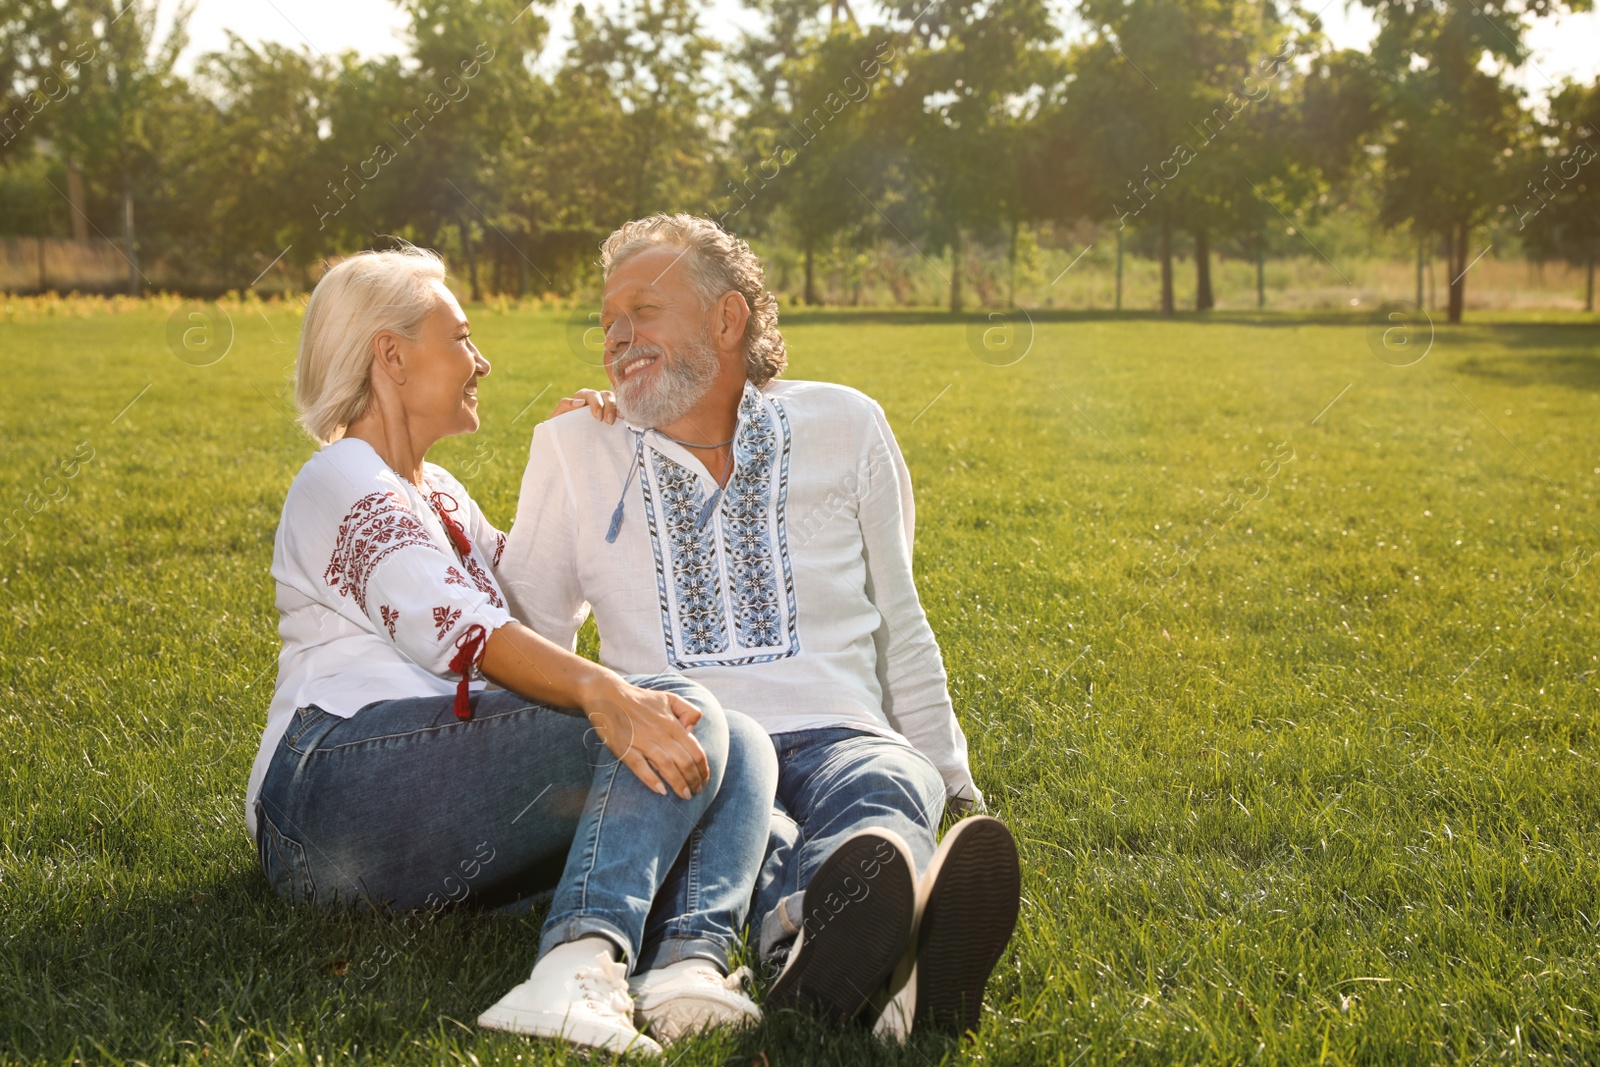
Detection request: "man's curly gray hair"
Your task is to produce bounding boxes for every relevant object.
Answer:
[600,214,787,387]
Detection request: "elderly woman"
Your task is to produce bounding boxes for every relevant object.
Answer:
[244,246,777,1056]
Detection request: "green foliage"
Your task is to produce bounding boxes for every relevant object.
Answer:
[1356,0,1595,320]
[1520,78,1600,292]
[0,0,71,158]
[1,0,1598,317]
[892,0,1056,310]
[0,149,67,234]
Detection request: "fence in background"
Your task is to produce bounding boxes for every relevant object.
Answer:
[1,235,1594,311]
[0,238,136,294]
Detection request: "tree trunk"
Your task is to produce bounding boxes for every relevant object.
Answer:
[67,165,89,242]
[949,226,963,314]
[1159,207,1174,317]
[1447,220,1467,325]
[1256,241,1265,309]
[1426,247,1435,311]
[121,178,140,297]
[1007,218,1018,309]
[458,213,481,302]
[1415,239,1425,310]
[804,239,818,306]
[1115,227,1124,312]
[1194,226,1214,311]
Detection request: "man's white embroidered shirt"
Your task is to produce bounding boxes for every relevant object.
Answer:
[499,380,978,802]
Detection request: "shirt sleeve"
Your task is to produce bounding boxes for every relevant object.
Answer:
[311,483,511,679]
[858,401,983,808]
[499,421,590,650]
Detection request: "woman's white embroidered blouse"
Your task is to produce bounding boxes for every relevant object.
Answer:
[244,438,511,836]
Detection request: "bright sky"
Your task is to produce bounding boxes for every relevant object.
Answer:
[165,0,1599,99]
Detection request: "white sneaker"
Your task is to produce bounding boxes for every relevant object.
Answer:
[478,943,663,1057]
[628,959,761,1043]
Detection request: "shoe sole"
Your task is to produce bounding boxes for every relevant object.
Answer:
[478,1002,663,1056]
[632,991,760,1044]
[912,816,1020,1036]
[766,830,915,1024]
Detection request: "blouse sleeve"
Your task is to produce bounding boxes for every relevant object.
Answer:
[316,486,512,681]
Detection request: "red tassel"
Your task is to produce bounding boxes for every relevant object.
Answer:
[448,623,487,720]
[430,491,474,558]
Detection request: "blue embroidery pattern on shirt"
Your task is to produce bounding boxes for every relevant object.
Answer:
[725,390,793,648]
[655,458,730,656]
[638,386,800,669]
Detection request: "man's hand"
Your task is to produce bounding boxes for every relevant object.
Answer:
[946,786,987,816]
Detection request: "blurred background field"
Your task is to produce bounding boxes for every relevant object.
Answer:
[2,299,1598,1065]
[5,245,1595,315]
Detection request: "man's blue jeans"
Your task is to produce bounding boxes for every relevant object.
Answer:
[749,727,947,960]
[254,674,777,973]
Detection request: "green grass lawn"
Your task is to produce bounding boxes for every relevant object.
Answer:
[2,298,1598,1066]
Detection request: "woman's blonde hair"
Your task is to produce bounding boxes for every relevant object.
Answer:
[295,246,448,445]
[599,214,787,387]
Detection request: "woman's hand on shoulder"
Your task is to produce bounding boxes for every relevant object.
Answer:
[551,388,618,424]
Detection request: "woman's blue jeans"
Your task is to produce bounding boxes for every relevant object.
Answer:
[253,674,777,973]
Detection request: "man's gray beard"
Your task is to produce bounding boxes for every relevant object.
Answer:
[614,336,722,428]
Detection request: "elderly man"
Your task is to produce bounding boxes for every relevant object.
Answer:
[500,214,1019,1040]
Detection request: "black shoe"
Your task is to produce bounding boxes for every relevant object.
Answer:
[765,828,916,1025]
[883,815,1020,1038]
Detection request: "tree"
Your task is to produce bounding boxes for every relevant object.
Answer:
[390,0,549,299]
[1172,4,1309,312]
[1066,0,1211,316]
[40,0,194,294]
[0,0,70,160]
[1015,54,1090,275]
[1521,78,1600,311]
[563,0,720,220]
[752,29,893,303]
[190,39,336,285]
[1358,0,1589,323]
[498,0,719,294]
[1064,0,1333,314]
[891,0,1055,312]
[723,0,889,304]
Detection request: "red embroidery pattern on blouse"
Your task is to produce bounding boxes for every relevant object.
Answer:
[444,565,470,588]
[380,604,399,639]
[433,605,463,640]
[463,553,506,608]
[492,532,506,567]
[324,491,440,613]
